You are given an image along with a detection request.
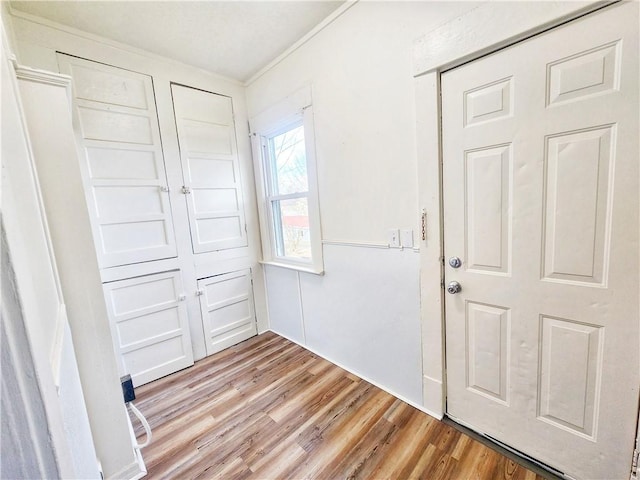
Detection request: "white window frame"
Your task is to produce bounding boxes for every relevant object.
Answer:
[250,88,324,274]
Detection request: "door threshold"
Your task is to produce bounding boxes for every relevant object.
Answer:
[442,416,570,480]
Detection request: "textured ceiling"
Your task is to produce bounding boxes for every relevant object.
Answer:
[9,1,346,82]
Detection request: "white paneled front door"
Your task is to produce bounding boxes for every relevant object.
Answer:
[197,270,257,356]
[442,4,638,479]
[57,54,177,269]
[171,84,248,254]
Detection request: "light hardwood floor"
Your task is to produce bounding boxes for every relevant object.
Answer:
[131,332,549,479]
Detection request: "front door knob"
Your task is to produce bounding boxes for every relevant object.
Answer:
[447,281,462,294]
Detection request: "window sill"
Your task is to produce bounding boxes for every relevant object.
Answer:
[259,260,324,276]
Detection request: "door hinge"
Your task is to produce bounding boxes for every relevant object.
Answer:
[159,186,170,193]
[632,446,639,478]
[181,186,191,194]
[195,289,204,296]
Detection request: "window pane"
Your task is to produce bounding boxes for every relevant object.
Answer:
[269,125,308,195]
[272,197,311,260]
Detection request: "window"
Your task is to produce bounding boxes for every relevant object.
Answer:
[266,122,310,259]
[251,93,323,274]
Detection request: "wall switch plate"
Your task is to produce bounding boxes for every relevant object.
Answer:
[388,229,400,248]
[401,229,414,248]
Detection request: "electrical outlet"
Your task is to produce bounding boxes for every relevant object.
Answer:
[388,229,400,248]
[121,374,135,403]
[401,229,414,248]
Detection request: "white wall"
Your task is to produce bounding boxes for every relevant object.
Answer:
[248,1,479,243]
[17,72,131,479]
[1,1,18,54]
[266,245,422,402]
[248,1,481,409]
[1,231,59,480]
[303,245,422,400]
[1,18,101,477]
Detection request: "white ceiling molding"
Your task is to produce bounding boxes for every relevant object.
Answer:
[244,1,357,86]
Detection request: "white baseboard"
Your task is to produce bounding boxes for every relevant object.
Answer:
[107,460,145,480]
[113,404,148,480]
[423,374,445,420]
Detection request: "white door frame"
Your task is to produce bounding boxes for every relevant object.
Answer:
[413,0,624,417]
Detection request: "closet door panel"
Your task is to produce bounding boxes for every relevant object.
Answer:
[57,54,177,268]
[103,270,194,387]
[85,146,158,180]
[172,84,248,253]
[77,105,154,144]
[197,270,257,356]
[67,62,148,108]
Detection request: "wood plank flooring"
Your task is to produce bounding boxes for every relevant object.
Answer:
[131,332,548,479]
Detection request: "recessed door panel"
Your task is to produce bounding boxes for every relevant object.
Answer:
[442,4,638,479]
[208,301,252,336]
[117,308,182,348]
[196,216,243,244]
[542,126,613,285]
[193,189,239,214]
[465,145,511,274]
[171,82,233,125]
[77,106,154,145]
[466,302,510,404]
[100,221,170,255]
[547,42,620,106]
[464,77,513,126]
[171,84,248,254]
[93,186,165,219]
[86,146,158,180]
[57,54,177,268]
[181,120,233,155]
[109,275,176,315]
[187,158,236,185]
[538,316,602,438]
[69,63,148,109]
[121,337,188,383]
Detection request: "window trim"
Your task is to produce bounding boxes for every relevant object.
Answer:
[251,98,324,274]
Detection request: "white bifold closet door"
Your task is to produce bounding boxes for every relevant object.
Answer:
[103,271,193,387]
[442,3,638,479]
[171,84,248,254]
[57,54,177,269]
[197,270,257,356]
